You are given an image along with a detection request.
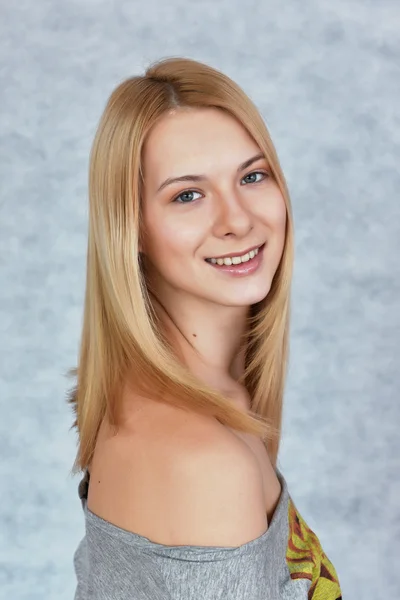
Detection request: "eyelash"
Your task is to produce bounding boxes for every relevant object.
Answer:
[171,170,269,204]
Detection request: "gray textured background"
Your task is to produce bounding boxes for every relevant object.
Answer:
[1,1,399,598]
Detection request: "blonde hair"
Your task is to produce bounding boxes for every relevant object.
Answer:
[67,56,294,475]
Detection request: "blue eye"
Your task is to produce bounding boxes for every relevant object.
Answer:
[172,190,203,204]
[171,171,268,204]
[241,171,268,185]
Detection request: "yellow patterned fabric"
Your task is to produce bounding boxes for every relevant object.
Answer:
[286,498,342,599]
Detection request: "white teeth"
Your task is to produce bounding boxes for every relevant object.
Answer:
[208,245,262,266]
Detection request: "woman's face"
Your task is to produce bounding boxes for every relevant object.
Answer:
[140,107,287,308]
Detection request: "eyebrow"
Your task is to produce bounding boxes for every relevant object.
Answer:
[156,151,267,194]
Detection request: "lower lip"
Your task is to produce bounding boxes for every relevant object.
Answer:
[205,243,266,277]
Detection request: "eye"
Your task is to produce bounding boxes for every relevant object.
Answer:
[241,171,269,185]
[172,190,203,204]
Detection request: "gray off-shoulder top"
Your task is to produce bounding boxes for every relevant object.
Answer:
[73,467,342,599]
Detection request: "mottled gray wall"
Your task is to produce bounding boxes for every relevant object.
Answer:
[0,1,399,598]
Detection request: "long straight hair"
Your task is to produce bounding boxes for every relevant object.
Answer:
[67,57,294,475]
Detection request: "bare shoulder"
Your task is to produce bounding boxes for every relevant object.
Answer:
[88,399,268,548]
[162,421,269,547]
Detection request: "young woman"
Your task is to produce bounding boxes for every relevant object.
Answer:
[69,56,342,599]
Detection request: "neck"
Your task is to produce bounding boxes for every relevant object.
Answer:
[149,288,250,385]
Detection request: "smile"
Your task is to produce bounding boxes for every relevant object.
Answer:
[205,243,265,266]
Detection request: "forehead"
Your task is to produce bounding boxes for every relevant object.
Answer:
[142,107,260,184]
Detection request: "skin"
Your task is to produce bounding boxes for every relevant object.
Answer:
[140,107,287,404]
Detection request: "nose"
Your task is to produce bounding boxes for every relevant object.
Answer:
[211,190,253,239]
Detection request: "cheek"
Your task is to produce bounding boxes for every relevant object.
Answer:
[256,189,287,231]
[271,196,288,259]
[275,196,287,230]
[143,207,203,265]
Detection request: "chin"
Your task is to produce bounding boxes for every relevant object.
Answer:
[215,285,272,308]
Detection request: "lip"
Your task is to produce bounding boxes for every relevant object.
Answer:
[205,242,265,261]
[205,242,265,277]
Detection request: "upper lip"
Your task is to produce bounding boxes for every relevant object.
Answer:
[206,243,264,260]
